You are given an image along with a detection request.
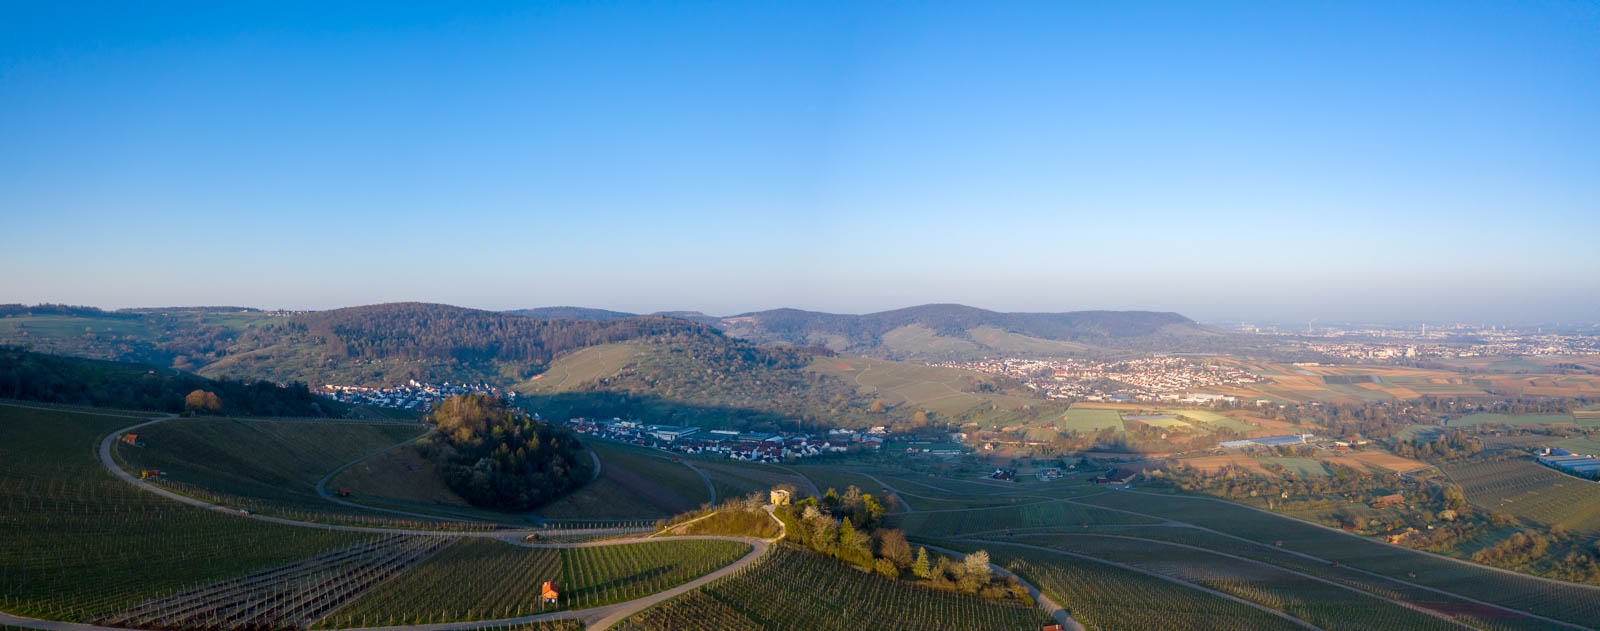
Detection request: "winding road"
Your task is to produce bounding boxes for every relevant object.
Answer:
[1,406,1081,631]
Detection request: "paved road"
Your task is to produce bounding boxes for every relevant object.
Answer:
[7,410,785,631]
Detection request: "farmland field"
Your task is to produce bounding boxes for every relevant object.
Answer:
[621,544,1050,631]
[1555,435,1600,456]
[319,538,749,626]
[1442,457,1600,534]
[1267,457,1329,477]
[1062,407,1125,433]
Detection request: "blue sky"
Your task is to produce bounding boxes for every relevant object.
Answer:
[3,1,1596,323]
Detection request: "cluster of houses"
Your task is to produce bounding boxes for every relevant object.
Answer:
[933,356,1264,403]
[559,418,890,463]
[314,380,512,411]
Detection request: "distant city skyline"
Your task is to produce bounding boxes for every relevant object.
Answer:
[4,2,1597,324]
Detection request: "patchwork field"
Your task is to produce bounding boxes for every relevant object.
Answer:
[1221,358,1600,403]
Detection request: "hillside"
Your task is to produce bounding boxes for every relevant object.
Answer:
[0,346,349,417]
[716,304,1225,360]
[514,337,884,432]
[505,306,637,320]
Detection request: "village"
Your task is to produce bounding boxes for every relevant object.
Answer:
[933,356,1265,402]
[313,380,513,411]
[556,416,970,463]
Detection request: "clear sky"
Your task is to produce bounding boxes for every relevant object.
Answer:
[3,1,1597,324]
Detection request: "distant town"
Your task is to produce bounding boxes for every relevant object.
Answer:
[934,356,1264,403]
[557,416,970,463]
[313,380,513,411]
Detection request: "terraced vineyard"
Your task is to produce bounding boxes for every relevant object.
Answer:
[894,500,1161,537]
[115,417,425,513]
[93,535,452,629]
[621,545,1050,631]
[1078,490,1600,629]
[0,404,373,620]
[1443,457,1600,533]
[320,538,749,627]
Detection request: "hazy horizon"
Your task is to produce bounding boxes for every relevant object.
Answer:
[5,2,1597,324]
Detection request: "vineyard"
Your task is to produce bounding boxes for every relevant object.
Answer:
[1442,457,1600,533]
[92,535,452,629]
[1072,525,1554,631]
[620,545,1050,631]
[0,404,374,621]
[893,500,1161,537]
[1002,533,1463,631]
[1077,490,1600,628]
[113,417,436,523]
[983,544,1304,631]
[319,538,749,627]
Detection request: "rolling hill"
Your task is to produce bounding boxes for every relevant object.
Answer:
[499,302,1228,359]
[715,304,1224,359]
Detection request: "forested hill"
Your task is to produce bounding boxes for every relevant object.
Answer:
[198,303,728,385]
[503,306,637,321]
[716,303,1225,359]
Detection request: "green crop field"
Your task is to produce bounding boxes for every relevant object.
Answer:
[319,538,749,627]
[1003,533,1462,631]
[1170,409,1258,433]
[1442,457,1600,534]
[622,544,1050,631]
[1076,490,1600,628]
[894,500,1159,537]
[0,403,373,621]
[1062,407,1124,433]
[115,417,426,521]
[1450,413,1576,427]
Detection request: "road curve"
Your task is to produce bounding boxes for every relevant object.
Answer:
[0,411,789,631]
